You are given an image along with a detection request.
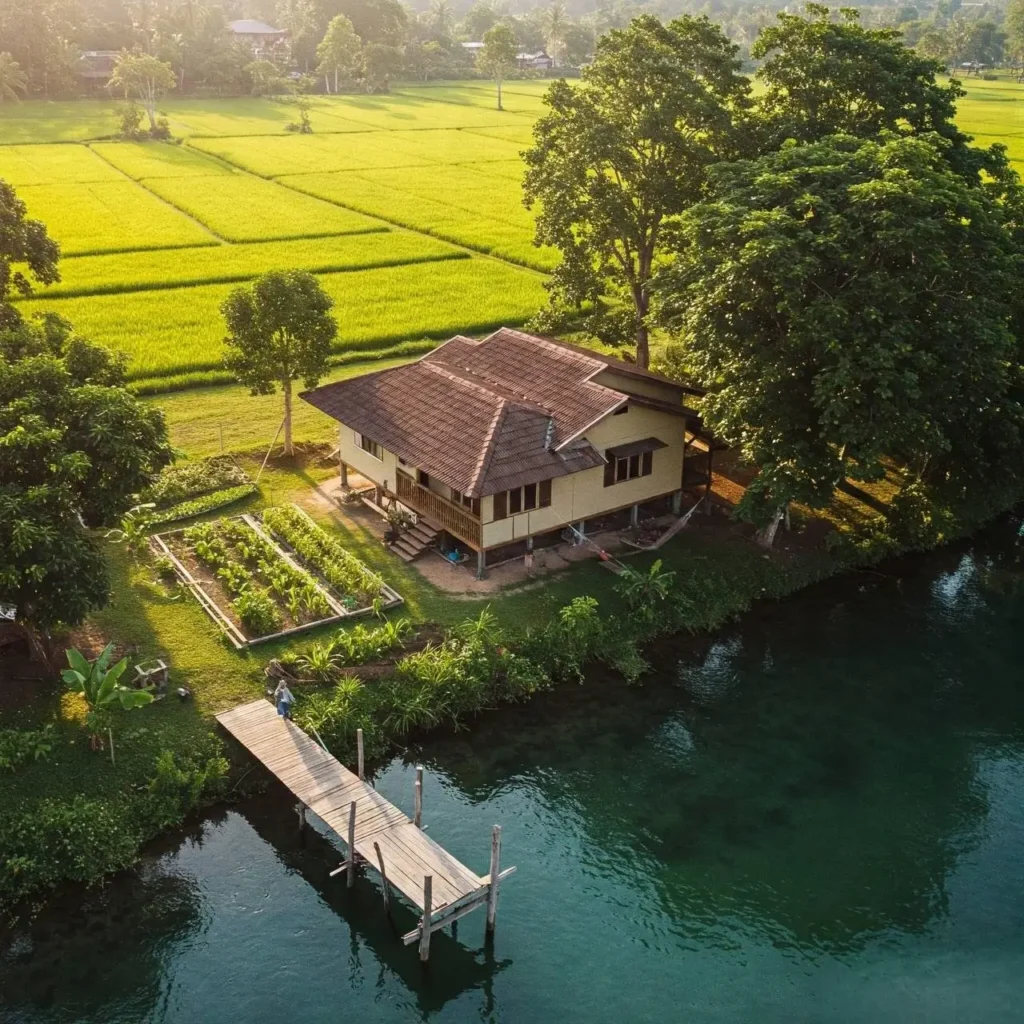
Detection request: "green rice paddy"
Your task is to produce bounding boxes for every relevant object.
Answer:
[5,76,1020,394]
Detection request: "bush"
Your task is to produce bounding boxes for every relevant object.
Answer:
[139,748,229,831]
[0,725,54,772]
[144,456,251,508]
[149,483,258,525]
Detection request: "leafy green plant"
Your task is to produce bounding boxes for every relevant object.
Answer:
[62,644,153,750]
[614,559,676,617]
[139,748,230,831]
[148,484,258,526]
[0,725,55,772]
[106,504,156,557]
[297,639,342,684]
[232,587,280,636]
[144,456,252,508]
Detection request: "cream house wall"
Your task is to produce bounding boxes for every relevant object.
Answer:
[338,424,398,490]
[481,403,685,548]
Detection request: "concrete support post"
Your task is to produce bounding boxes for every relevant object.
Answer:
[630,504,640,527]
[476,549,487,580]
[671,490,683,515]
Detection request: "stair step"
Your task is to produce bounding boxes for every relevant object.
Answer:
[409,526,437,544]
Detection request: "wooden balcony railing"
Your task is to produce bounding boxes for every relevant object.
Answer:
[395,471,482,548]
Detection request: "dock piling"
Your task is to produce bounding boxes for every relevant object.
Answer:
[419,876,433,962]
[374,841,391,916]
[486,825,502,936]
[347,800,356,888]
[356,728,364,780]
[414,766,424,828]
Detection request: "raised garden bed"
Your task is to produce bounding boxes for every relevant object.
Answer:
[152,505,402,648]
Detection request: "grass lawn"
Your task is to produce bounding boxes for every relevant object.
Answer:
[22,257,547,383]
[41,232,460,299]
[0,143,124,186]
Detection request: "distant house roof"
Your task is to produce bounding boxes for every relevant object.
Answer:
[78,50,119,79]
[461,41,485,50]
[228,19,286,35]
[301,328,693,497]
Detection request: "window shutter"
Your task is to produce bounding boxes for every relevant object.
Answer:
[641,451,653,477]
[493,491,507,520]
[509,488,522,514]
[472,498,481,517]
[604,452,615,487]
[539,479,552,507]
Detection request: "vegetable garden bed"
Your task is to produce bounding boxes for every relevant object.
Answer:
[152,504,402,648]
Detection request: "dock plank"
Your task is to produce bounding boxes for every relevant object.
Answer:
[216,699,487,914]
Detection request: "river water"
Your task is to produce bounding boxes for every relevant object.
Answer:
[2,517,1023,1023]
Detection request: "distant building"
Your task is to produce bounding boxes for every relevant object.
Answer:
[228,19,289,57]
[516,50,554,70]
[461,41,485,52]
[77,50,119,89]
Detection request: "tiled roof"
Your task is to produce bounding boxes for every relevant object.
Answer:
[300,328,685,497]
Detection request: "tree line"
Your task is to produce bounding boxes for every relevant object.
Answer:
[525,4,1024,541]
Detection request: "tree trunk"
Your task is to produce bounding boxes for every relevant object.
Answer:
[325,73,330,93]
[283,378,294,457]
[497,78,503,111]
[632,283,650,369]
[757,507,785,548]
[334,69,339,93]
[145,93,157,131]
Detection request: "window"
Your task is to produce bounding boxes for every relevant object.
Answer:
[357,433,383,461]
[604,447,654,486]
[492,480,552,520]
[418,470,430,487]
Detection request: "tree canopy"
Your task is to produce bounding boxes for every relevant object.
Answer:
[222,270,337,457]
[317,14,361,93]
[108,52,176,131]
[0,180,60,328]
[477,24,518,111]
[0,315,172,635]
[523,14,748,368]
[653,132,1024,528]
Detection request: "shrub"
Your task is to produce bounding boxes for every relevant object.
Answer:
[0,725,55,772]
[149,484,258,525]
[232,586,281,635]
[144,457,251,508]
[139,748,229,831]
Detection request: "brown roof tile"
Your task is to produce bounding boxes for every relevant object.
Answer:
[300,328,679,496]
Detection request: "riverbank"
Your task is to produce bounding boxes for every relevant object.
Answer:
[1,444,1021,919]
[3,516,1023,1023]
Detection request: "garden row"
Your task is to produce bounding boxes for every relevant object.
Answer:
[156,504,401,645]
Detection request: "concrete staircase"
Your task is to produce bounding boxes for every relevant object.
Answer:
[391,519,440,563]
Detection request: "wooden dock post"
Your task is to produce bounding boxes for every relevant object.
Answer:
[414,766,424,828]
[356,728,364,780]
[374,841,391,916]
[346,800,356,888]
[296,801,306,832]
[419,876,433,962]
[486,825,502,936]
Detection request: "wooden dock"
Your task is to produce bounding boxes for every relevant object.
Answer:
[216,699,515,959]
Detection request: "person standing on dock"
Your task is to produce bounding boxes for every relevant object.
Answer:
[274,681,295,720]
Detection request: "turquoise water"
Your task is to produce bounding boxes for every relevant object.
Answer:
[2,518,1023,1023]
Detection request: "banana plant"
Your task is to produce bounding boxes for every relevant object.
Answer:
[62,644,154,755]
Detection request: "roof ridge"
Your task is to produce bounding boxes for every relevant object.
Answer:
[424,359,551,415]
[467,400,507,498]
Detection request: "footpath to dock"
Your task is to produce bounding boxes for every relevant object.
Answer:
[217,699,515,960]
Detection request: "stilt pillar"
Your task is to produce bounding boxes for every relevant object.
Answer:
[486,824,502,937]
[420,876,433,962]
[630,504,640,527]
[414,765,424,828]
[671,490,683,515]
[476,549,487,580]
[347,800,357,889]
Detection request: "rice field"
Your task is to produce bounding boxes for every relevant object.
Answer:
[43,232,462,298]
[136,172,384,242]
[7,75,1019,396]
[20,258,548,381]
[18,180,218,255]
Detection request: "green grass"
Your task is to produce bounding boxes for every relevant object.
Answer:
[188,126,527,178]
[136,172,386,242]
[21,257,548,379]
[18,180,217,256]
[39,232,464,299]
[161,97,374,137]
[0,143,123,185]
[89,140,234,178]
[310,92,536,131]
[280,167,555,270]
[392,84,548,117]
[0,99,120,143]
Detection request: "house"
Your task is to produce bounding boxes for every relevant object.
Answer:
[516,50,554,70]
[301,328,702,576]
[77,51,119,90]
[460,41,485,52]
[228,19,289,57]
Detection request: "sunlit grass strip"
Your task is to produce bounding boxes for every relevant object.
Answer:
[17,180,216,255]
[40,233,463,299]
[279,169,556,271]
[0,143,123,186]
[19,258,548,380]
[89,140,233,179]
[129,340,435,396]
[136,172,383,242]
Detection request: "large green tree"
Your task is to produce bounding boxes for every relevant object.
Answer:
[108,51,176,132]
[0,180,60,329]
[0,316,172,643]
[222,271,337,457]
[523,14,748,368]
[653,132,1024,532]
[751,5,983,177]
[317,13,361,93]
[477,23,517,111]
